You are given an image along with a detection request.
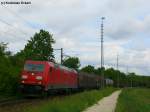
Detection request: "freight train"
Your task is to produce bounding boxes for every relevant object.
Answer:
[20,60,113,96]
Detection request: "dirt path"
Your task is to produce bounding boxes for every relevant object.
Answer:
[83,90,121,112]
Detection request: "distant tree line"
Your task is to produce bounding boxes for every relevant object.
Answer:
[80,65,150,88]
[0,29,149,96]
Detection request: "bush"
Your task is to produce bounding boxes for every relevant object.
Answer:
[0,55,21,96]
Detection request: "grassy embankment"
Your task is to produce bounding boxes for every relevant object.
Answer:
[27,87,116,112]
[115,88,150,112]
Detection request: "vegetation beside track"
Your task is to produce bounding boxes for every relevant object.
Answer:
[115,88,150,112]
[27,88,116,112]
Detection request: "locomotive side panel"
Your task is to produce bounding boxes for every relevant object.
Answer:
[46,63,78,90]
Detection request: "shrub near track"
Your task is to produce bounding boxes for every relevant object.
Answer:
[27,88,116,112]
[115,88,150,112]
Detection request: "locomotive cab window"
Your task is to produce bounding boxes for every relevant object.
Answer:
[24,63,44,72]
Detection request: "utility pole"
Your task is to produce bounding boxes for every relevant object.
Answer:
[61,48,63,64]
[117,54,119,88]
[126,66,132,88]
[54,48,63,64]
[131,78,133,88]
[126,65,128,75]
[126,65,129,87]
[100,17,105,88]
[130,73,133,88]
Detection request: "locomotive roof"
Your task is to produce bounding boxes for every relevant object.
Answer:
[54,64,77,73]
[25,60,77,73]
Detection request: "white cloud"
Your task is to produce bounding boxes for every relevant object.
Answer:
[0,0,150,75]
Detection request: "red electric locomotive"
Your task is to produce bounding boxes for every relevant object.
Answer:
[20,60,78,95]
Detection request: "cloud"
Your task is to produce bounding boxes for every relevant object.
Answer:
[0,0,150,75]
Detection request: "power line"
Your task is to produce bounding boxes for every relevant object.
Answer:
[0,18,12,26]
[0,29,20,38]
[0,6,32,36]
[0,18,28,36]
[2,5,43,31]
[2,5,31,27]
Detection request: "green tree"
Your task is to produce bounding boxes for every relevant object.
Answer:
[95,67,105,75]
[0,42,11,56]
[0,42,20,95]
[62,57,80,70]
[22,29,55,61]
[0,42,6,56]
[80,65,95,73]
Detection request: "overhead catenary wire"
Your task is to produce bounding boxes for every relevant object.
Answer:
[0,29,21,38]
[1,5,42,31]
[0,5,36,37]
[0,18,28,37]
[2,5,29,24]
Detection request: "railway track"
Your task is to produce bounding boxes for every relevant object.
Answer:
[0,94,76,112]
[0,98,29,107]
[0,94,67,107]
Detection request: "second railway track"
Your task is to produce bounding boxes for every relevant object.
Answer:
[0,94,68,107]
[0,98,30,107]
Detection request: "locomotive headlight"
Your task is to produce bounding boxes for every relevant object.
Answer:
[38,81,42,84]
[21,75,28,79]
[36,76,43,80]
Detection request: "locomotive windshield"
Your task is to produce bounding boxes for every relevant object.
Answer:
[24,63,44,72]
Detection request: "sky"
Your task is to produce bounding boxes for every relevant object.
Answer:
[0,0,150,76]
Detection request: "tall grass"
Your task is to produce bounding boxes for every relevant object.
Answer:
[27,87,116,112]
[115,88,150,112]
